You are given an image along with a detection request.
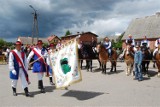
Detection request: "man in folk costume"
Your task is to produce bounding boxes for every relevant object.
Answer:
[9,41,32,97]
[27,40,48,93]
[46,43,55,85]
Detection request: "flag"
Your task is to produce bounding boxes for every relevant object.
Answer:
[49,39,82,89]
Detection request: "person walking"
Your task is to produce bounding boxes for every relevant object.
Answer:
[27,40,48,93]
[9,41,31,97]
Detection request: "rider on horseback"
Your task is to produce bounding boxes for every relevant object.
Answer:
[103,37,112,58]
[153,38,160,59]
[141,36,150,51]
[121,34,136,58]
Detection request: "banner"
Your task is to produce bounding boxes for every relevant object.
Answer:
[49,39,82,89]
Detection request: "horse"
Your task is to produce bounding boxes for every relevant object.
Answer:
[78,44,97,72]
[124,45,134,76]
[155,45,160,77]
[96,44,117,74]
[141,46,152,77]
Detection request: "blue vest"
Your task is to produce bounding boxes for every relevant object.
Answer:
[10,55,20,80]
[32,48,48,73]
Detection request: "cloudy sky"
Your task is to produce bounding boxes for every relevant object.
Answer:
[0,0,160,42]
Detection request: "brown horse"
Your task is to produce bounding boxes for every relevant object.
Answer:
[96,44,117,74]
[155,45,160,77]
[124,45,134,76]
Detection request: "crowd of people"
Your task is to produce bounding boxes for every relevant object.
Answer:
[4,35,160,97]
[8,40,58,97]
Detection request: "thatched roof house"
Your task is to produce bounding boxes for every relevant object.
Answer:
[17,36,49,45]
[122,12,160,49]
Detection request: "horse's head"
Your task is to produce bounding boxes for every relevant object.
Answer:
[79,44,88,59]
[125,45,133,55]
[141,46,148,54]
[96,44,100,53]
[141,46,151,60]
[96,43,104,52]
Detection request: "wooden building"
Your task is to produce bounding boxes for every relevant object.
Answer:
[122,12,160,50]
[47,35,61,45]
[61,32,98,44]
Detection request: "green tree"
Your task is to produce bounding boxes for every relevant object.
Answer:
[0,39,7,49]
[112,32,124,49]
[65,30,71,36]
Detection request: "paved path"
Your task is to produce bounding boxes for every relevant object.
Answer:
[0,61,160,107]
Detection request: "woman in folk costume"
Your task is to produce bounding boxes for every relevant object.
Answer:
[27,40,48,93]
[46,43,55,85]
[9,41,32,97]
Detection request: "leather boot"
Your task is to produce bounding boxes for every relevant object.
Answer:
[12,87,17,96]
[24,87,32,97]
[49,77,54,85]
[39,80,45,93]
[38,80,41,89]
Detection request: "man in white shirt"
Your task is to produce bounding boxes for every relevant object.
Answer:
[27,40,48,93]
[9,41,31,97]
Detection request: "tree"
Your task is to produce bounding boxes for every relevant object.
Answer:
[65,30,71,36]
[112,32,124,49]
[0,39,7,49]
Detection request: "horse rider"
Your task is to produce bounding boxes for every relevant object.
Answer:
[140,36,150,52]
[153,37,160,59]
[9,41,32,97]
[103,37,112,58]
[141,36,150,48]
[120,34,136,58]
[47,43,55,85]
[27,40,48,93]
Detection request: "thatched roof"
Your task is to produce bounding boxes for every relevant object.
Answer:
[122,12,160,40]
[18,36,49,45]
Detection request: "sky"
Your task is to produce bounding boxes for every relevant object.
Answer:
[0,0,160,42]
